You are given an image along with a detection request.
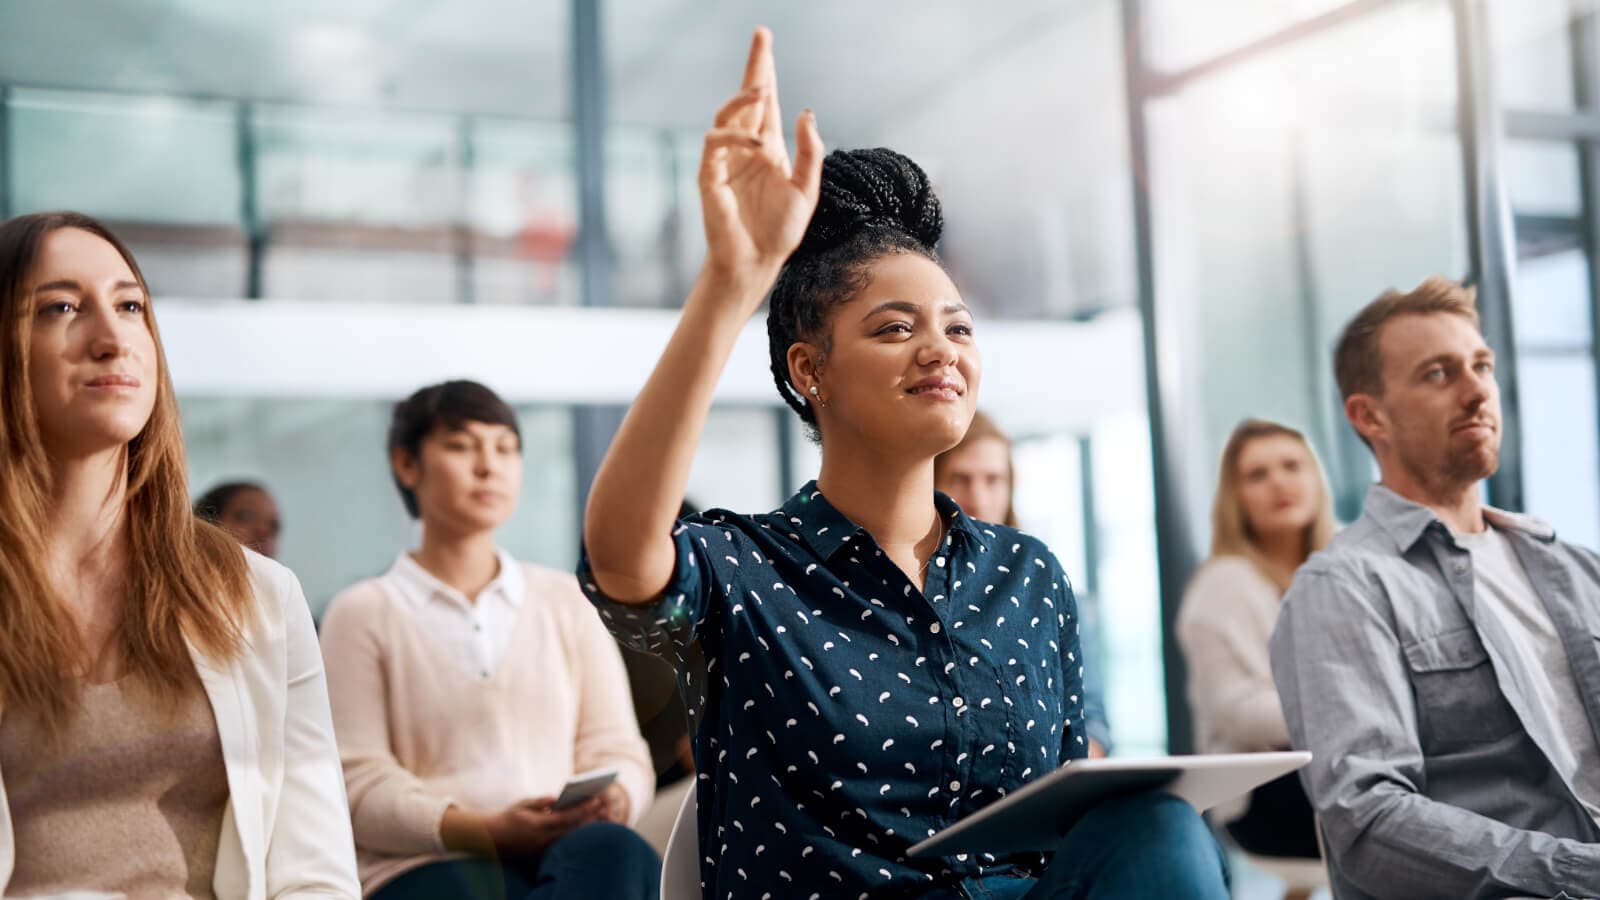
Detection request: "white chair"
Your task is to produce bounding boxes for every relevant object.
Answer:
[659,784,700,900]
[636,775,695,856]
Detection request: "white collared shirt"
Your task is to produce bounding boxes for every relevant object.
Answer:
[382,549,524,679]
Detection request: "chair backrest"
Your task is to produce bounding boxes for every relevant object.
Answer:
[659,783,700,900]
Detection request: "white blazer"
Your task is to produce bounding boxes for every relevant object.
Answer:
[0,551,361,899]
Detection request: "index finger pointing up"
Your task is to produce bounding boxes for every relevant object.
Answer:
[740,26,774,94]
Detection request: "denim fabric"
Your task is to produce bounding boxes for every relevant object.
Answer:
[370,822,659,900]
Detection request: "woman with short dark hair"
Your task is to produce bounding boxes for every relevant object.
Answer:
[319,379,657,900]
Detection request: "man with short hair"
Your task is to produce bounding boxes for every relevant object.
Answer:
[1270,277,1600,899]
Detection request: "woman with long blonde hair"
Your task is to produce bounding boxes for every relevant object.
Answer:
[0,211,358,897]
[1177,418,1337,865]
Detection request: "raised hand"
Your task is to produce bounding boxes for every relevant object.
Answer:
[699,27,824,287]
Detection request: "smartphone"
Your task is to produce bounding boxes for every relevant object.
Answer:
[553,767,619,811]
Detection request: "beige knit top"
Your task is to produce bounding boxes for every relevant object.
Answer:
[319,560,653,896]
[0,671,229,899]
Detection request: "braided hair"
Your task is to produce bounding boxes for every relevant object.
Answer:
[767,147,944,437]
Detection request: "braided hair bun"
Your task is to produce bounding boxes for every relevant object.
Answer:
[798,148,943,256]
[767,148,945,433]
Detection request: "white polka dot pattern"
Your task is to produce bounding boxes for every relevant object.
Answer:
[580,482,1086,898]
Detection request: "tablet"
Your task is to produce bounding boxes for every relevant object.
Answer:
[908,750,1311,857]
[553,767,619,811]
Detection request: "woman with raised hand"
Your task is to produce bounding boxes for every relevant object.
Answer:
[0,211,358,898]
[1178,419,1337,867]
[579,29,1228,899]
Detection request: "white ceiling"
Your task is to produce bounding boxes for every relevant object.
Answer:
[0,0,1081,143]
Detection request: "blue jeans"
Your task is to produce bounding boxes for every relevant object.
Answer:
[958,792,1230,900]
[370,822,660,900]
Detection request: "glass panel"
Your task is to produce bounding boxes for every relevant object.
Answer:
[1519,355,1600,550]
[469,118,579,306]
[1013,435,1088,585]
[1145,0,1354,71]
[181,396,576,618]
[1514,248,1592,349]
[1148,0,1464,531]
[608,128,683,308]
[1504,140,1583,218]
[252,105,462,303]
[685,406,782,514]
[1491,0,1578,111]
[1090,414,1165,756]
[253,105,460,228]
[8,89,242,226]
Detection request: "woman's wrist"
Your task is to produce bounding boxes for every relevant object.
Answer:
[439,804,498,855]
[698,257,783,304]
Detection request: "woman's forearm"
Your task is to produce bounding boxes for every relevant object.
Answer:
[582,263,778,603]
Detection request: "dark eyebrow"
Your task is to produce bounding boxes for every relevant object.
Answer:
[860,300,971,321]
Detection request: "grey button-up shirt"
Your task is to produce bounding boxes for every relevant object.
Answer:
[1270,485,1600,900]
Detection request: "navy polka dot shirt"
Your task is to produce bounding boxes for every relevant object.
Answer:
[580,482,1086,899]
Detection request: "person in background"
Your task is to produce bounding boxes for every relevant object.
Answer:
[195,479,282,559]
[619,499,700,791]
[1271,278,1600,899]
[934,410,1114,756]
[1177,419,1335,872]
[318,379,657,900]
[0,210,358,897]
[578,28,1228,899]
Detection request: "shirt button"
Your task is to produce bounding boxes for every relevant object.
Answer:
[474,622,483,632]
[952,697,965,708]
[950,781,961,791]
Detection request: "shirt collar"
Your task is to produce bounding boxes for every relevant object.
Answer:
[385,547,525,610]
[778,480,987,561]
[1363,483,1556,552]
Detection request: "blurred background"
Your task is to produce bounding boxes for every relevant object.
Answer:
[1,0,1591,778]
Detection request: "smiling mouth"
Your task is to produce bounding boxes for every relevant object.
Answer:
[908,383,963,399]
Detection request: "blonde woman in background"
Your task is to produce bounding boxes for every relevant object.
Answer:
[934,410,1113,756]
[1177,419,1336,865]
[0,211,358,898]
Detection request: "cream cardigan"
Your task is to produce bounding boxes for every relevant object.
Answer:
[319,559,653,895]
[0,551,361,899]
[1176,555,1292,823]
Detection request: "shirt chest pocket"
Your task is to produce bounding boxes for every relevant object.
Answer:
[1402,626,1522,752]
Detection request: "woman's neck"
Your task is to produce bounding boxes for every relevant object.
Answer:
[411,525,501,602]
[1253,527,1308,591]
[46,449,129,585]
[816,444,942,586]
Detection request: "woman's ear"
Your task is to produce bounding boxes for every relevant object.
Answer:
[391,445,421,491]
[788,342,825,400]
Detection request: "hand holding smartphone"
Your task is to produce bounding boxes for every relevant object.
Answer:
[552,767,619,811]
